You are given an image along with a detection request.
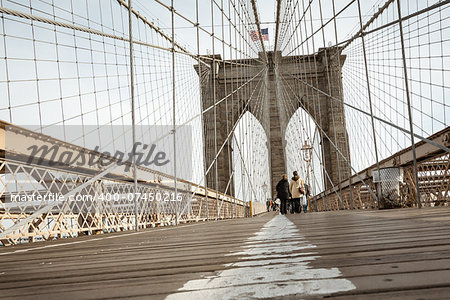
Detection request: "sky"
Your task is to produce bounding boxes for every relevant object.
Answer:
[0,0,448,201]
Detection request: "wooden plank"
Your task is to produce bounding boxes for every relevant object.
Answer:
[0,214,274,299]
[288,206,450,298]
[0,207,449,299]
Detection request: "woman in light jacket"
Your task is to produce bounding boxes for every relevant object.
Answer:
[289,171,305,213]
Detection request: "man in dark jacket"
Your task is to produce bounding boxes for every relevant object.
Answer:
[276,174,291,214]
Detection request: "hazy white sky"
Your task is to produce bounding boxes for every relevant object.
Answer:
[133,0,387,57]
[0,0,448,200]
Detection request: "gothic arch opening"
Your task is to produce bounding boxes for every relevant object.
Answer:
[285,107,324,196]
[232,111,271,203]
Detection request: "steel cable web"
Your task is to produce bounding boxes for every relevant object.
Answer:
[274,0,449,210]
[0,0,270,245]
[0,0,449,246]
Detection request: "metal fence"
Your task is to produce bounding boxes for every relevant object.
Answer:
[311,128,450,211]
[0,155,254,246]
[0,122,258,246]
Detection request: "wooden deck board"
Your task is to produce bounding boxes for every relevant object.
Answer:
[287,207,450,299]
[0,207,449,299]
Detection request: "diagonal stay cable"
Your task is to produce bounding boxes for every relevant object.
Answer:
[277,74,344,207]
[278,72,379,203]
[0,6,212,69]
[250,0,267,63]
[281,71,450,153]
[177,68,267,218]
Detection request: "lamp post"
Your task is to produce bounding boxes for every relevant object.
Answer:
[301,140,313,210]
[262,182,268,209]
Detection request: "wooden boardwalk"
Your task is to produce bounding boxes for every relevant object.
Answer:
[1,207,450,299]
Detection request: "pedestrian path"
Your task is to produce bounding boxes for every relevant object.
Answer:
[1,207,450,299]
[166,215,355,299]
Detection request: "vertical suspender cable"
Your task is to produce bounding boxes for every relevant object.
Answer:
[331,0,353,209]
[195,0,208,220]
[171,0,179,223]
[210,0,219,220]
[356,0,381,208]
[306,0,331,210]
[318,0,344,209]
[128,0,139,231]
[396,0,421,208]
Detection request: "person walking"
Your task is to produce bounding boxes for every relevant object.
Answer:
[276,174,290,215]
[289,171,305,213]
[302,183,310,213]
[301,192,308,213]
[289,171,302,213]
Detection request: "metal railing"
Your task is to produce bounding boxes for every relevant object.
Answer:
[311,127,450,211]
[0,122,259,246]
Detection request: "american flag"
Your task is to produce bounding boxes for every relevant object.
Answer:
[261,28,269,41]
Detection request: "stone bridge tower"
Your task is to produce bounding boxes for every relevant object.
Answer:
[195,48,350,198]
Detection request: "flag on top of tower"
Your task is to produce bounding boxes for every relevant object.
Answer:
[261,28,269,41]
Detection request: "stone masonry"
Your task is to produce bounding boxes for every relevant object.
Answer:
[195,48,350,198]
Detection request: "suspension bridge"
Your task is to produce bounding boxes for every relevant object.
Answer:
[0,0,449,298]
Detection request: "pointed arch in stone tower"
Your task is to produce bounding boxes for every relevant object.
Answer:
[195,47,350,198]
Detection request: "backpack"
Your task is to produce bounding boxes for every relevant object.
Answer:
[298,180,305,195]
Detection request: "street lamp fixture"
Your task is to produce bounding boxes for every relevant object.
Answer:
[262,182,268,200]
[262,182,268,194]
[301,140,312,162]
[301,140,313,211]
